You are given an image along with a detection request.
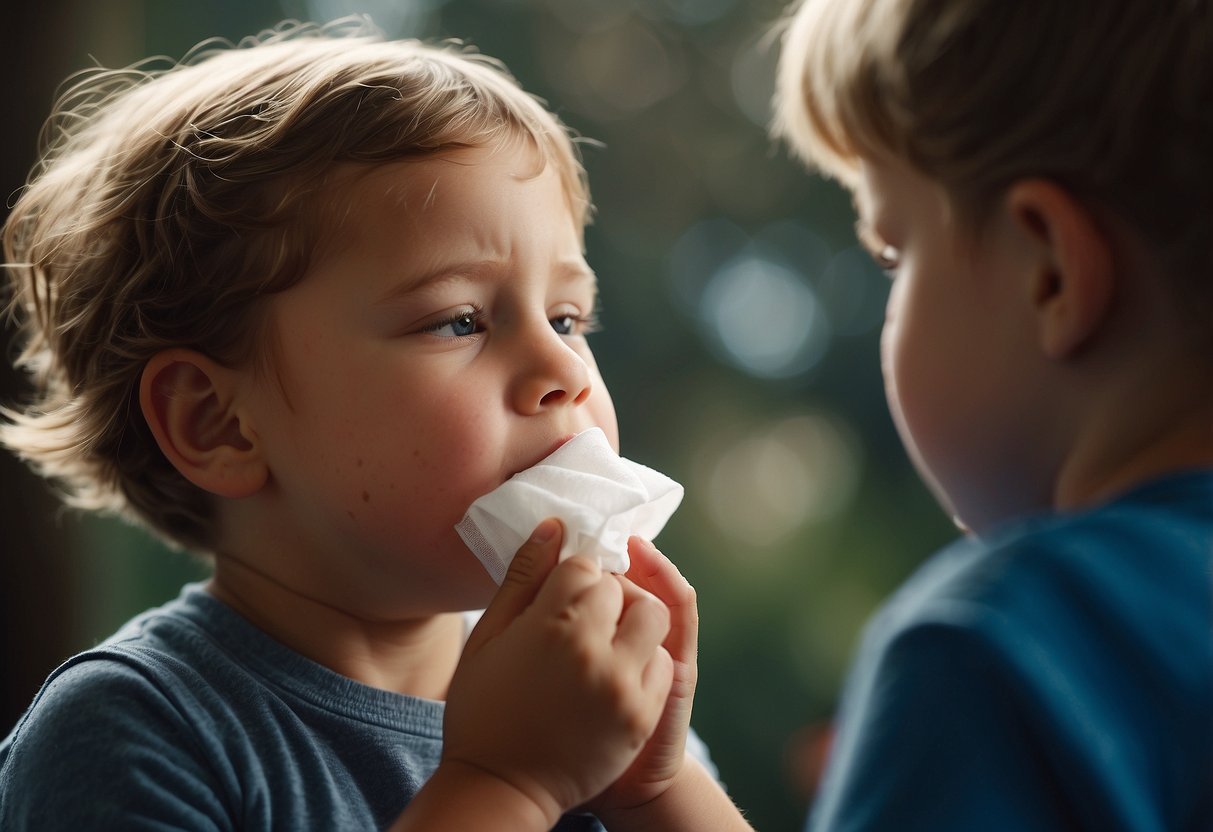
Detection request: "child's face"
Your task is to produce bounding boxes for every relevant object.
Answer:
[240,144,618,613]
[854,154,1052,534]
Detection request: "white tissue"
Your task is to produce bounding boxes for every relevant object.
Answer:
[455,427,684,584]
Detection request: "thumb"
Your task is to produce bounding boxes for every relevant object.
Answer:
[464,518,564,654]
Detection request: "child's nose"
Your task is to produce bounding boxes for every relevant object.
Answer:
[511,326,592,415]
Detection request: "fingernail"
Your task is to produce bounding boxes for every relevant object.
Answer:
[530,519,558,544]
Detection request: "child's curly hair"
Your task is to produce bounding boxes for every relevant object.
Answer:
[1,18,592,553]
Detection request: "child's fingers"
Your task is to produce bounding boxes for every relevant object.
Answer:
[625,537,693,608]
[530,553,607,613]
[625,537,698,667]
[464,518,564,654]
[612,579,672,665]
[570,571,626,633]
[639,644,675,711]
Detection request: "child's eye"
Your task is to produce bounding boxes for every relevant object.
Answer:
[550,312,601,336]
[424,310,483,338]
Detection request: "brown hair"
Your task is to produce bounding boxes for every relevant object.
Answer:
[1,18,592,552]
[773,0,1211,310]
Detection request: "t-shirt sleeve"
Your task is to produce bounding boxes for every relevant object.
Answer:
[0,656,233,831]
[808,612,1076,832]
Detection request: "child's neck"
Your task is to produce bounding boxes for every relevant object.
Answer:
[205,560,465,701]
[1054,360,1213,512]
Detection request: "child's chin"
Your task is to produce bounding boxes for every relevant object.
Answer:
[454,562,501,606]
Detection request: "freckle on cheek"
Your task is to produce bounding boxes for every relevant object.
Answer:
[362,490,370,503]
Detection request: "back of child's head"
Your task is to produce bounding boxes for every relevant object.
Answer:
[1,18,591,553]
[774,0,1211,325]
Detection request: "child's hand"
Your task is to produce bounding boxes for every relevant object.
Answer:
[588,536,699,814]
[438,519,675,827]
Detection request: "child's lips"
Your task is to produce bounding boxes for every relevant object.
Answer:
[544,433,577,459]
[512,433,577,479]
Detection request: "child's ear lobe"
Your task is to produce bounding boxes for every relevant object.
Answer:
[1007,179,1115,360]
[139,349,267,498]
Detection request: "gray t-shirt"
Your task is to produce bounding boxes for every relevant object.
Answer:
[1,583,692,830]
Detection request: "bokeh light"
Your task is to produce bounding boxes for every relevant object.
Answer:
[668,217,750,308]
[669,217,888,381]
[647,0,739,27]
[700,251,831,378]
[542,0,631,34]
[540,17,687,120]
[731,32,779,127]
[287,0,452,35]
[818,245,889,337]
[699,411,862,547]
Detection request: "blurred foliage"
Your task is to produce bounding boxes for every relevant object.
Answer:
[2,1,959,829]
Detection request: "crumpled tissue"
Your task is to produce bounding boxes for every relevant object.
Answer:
[455,427,684,584]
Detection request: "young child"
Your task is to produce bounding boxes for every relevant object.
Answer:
[771,0,1213,829]
[0,20,737,831]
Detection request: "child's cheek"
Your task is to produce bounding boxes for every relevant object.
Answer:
[878,284,908,424]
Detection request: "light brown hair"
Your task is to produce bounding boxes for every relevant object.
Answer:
[773,0,1211,309]
[1,19,592,552]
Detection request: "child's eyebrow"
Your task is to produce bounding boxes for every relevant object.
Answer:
[374,259,597,305]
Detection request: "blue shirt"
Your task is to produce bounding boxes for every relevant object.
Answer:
[2,584,708,830]
[809,471,1213,832]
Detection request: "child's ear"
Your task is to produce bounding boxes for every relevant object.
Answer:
[1006,179,1115,359]
[139,349,267,498]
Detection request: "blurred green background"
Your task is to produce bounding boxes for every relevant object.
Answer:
[0,1,956,829]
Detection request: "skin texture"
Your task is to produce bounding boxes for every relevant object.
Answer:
[145,143,618,695]
[854,153,1212,536]
[405,521,675,829]
[854,155,1055,533]
[220,144,618,624]
[392,521,750,831]
[142,143,752,829]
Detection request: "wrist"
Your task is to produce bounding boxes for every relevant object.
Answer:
[389,758,561,832]
[592,752,692,826]
[594,757,750,832]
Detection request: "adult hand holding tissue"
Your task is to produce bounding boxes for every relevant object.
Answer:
[455,427,684,583]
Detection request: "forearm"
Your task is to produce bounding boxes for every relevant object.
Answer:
[387,760,558,832]
[594,756,753,832]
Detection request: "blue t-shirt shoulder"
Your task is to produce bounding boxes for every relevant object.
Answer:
[0,585,610,831]
[809,470,1213,832]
